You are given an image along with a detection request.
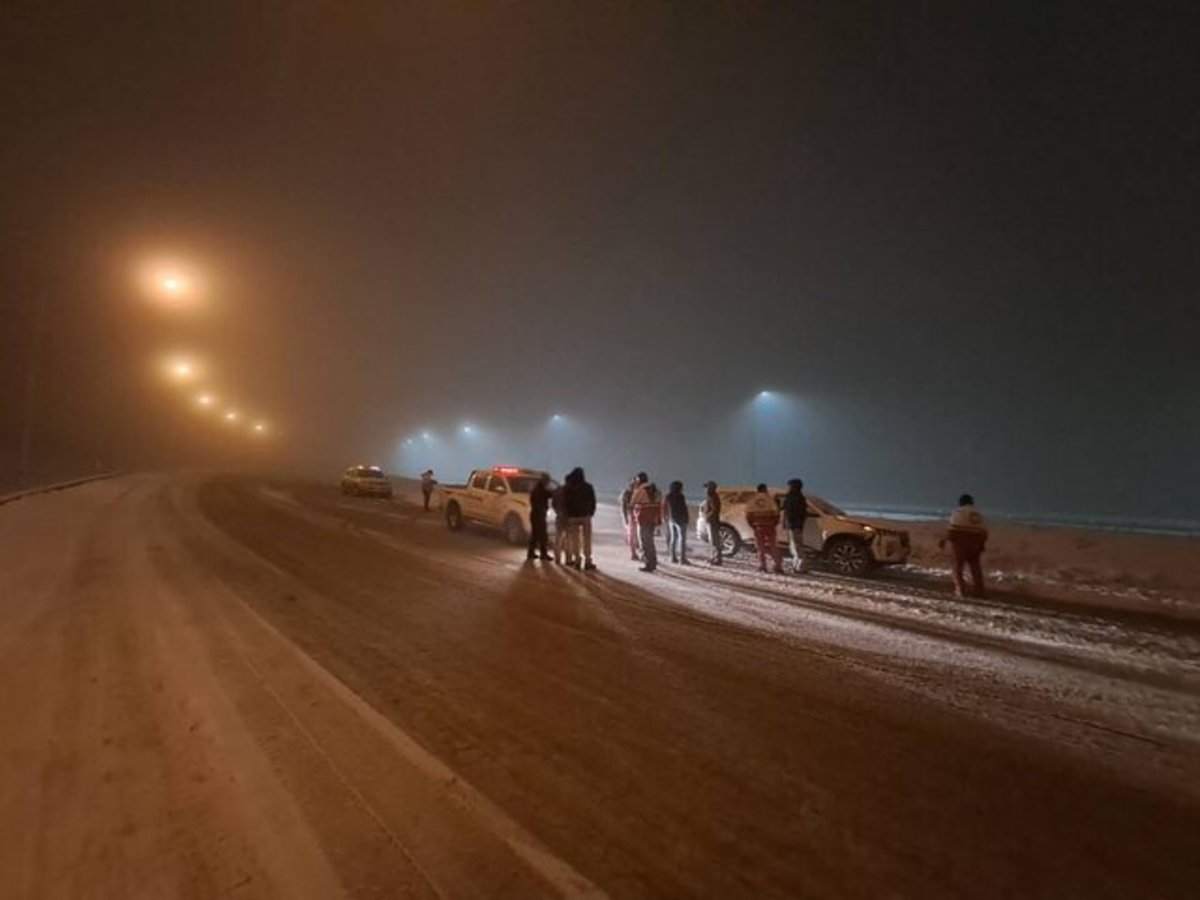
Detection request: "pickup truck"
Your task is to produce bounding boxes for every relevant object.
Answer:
[442,467,552,544]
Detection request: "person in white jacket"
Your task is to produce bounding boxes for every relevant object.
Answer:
[939,493,988,598]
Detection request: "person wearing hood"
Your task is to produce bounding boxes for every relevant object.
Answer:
[629,473,663,572]
[663,480,690,565]
[939,493,988,598]
[781,478,809,573]
[526,474,552,562]
[562,467,597,571]
[746,483,784,574]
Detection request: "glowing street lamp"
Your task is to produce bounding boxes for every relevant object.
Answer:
[252,422,268,434]
[751,390,774,481]
[195,392,215,408]
[224,410,240,423]
[138,260,204,312]
[164,357,199,382]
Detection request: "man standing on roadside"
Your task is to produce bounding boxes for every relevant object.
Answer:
[664,480,690,565]
[629,475,663,572]
[781,478,809,573]
[939,493,988,598]
[702,481,723,565]
[563,467,598,571]
[551,480,573,566]
[619,476,639,561]
[746,483,784,574]
[420,469,436,512]
[526,474,552,562]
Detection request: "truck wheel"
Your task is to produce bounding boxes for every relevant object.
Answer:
[504,513,526,546]
[825,537,870,576]
[718,524,742,558]
[446,502,463,531]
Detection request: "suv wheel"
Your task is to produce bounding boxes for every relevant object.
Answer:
[504,513,526,546]
[446,502,463,531]
[825,536,870,577]
[718,523,742,558]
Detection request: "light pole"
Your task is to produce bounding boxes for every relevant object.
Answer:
[752,391,771,483]
[548,413,566,478]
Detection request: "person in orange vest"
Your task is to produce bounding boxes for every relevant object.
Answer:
[745,483,784,574]
[629,473,663,572]
[939,493,989,598]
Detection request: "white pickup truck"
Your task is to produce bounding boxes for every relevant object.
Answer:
[441,467,551,544]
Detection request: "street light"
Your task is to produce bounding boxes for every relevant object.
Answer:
[224,410,240,423]
[138,260,204,312]
[162,356,201,383]
[751,390,773,482]
[196,392,215,408]
[547,412,569,476]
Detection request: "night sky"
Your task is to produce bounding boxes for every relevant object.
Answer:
[2,2,1197,522]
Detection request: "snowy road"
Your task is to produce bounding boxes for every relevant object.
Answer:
[1,473,1197,898]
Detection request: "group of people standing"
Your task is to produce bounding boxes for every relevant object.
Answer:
[521,470,989,598]
[615,475,811,575]
[527,468,598,570]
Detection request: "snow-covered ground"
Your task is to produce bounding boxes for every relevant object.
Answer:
[380,480,1200,795]
[2,472,1197,898]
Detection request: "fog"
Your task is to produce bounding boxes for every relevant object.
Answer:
[2,3,1197,524]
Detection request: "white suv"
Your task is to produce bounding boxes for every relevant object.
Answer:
[696,488,910,576]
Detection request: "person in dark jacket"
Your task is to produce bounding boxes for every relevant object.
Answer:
[781,478,808,573]
[526,474,552,562]
[664,480,690,565]
[562,467,597,570]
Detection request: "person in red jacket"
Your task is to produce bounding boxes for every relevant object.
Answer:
[745,483,784,574]
[939,493,988,598]
[629,473,662,572]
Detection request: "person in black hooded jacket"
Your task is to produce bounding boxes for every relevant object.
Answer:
[781,478,809,573]
[562,467,597,570]
[526,474,552,562]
